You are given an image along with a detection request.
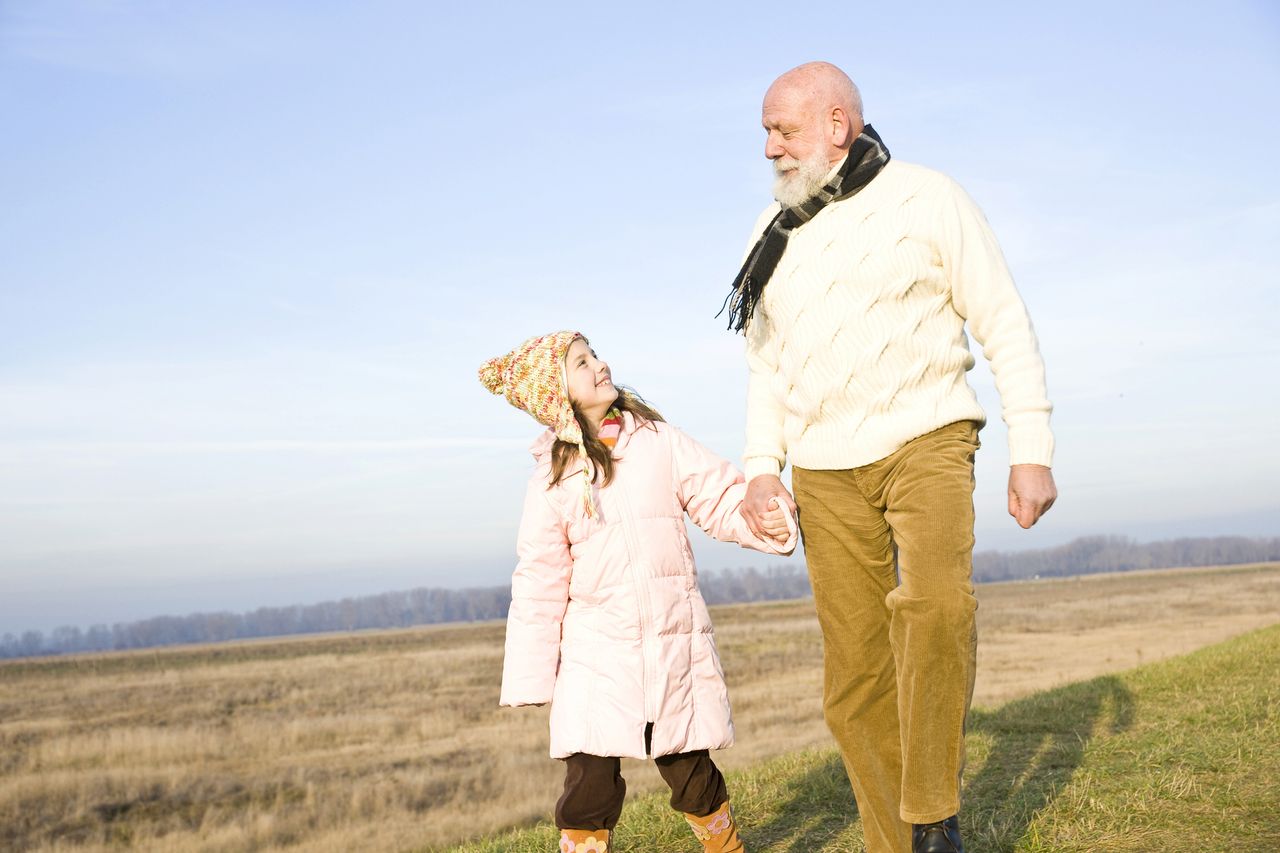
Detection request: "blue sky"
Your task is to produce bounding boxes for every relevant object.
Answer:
[2,1,1278,635]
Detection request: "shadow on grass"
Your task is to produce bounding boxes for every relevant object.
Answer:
[964,674,1135,851]
[744,675,1134,852]
[746,753,860,851]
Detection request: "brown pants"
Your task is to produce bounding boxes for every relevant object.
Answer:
[555,749,727,831]
[792,421,980,853]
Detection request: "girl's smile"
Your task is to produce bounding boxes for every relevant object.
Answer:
[564,337,619,425]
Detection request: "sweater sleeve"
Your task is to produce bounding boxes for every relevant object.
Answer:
[670,425,797,556]
[499,475,571,707]
[740,204,790,480]
[938,177,1055,467]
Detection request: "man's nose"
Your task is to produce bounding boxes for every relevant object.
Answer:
[764,132,784,160]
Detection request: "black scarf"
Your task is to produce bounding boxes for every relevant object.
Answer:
[719,124,891,333]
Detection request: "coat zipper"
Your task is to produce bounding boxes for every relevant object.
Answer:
[612,475,656,732]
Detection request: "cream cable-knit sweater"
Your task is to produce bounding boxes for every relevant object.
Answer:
[742,159,1054,480]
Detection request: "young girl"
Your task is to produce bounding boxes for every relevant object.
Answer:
[479,331,796,853]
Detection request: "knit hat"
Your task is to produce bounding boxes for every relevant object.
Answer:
[479,330,599,515]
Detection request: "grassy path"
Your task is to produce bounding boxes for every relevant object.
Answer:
[444,623,1280,852]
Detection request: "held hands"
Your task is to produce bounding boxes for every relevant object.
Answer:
[760,499,793,544]
[1008,464,1057,529]
[744,474,798,544]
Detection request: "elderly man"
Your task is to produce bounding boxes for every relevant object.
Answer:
[726,62,1057,853]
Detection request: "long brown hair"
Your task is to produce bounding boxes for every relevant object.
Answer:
[549,388,664,488]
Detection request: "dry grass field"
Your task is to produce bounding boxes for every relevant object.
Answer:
[2,563,1278,852]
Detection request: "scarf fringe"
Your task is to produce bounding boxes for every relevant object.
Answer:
[719,125,890,334]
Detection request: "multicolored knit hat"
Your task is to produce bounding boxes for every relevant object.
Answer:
[478,330,585,441]
[478,330,599,515]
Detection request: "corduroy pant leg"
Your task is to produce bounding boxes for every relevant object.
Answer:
[873,421,980,824]
[555,753,626,831]
[792,465,912,853]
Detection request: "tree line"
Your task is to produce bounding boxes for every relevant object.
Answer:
[4,535,1278,659]
[970,534,1280,582]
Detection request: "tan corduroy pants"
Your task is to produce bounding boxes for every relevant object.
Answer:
[792,421,980,853]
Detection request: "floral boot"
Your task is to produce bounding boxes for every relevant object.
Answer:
[683,800,745,852]
[559,829,609,853]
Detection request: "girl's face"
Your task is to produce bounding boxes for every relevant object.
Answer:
[564,338,618,424]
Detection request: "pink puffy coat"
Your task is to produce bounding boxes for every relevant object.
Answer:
[499,412,797,759]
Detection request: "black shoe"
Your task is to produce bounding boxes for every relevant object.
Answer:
[912,814,964,853]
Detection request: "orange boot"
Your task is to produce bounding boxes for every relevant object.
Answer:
[683,800,745,852]
[558,829,610,853]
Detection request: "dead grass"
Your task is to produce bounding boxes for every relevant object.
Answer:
[452,623,1280,852]
[2,563,1277,851]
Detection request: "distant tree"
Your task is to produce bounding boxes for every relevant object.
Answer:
[18,630,44,657]
[49,626,83,654]
[85,624,113,651]
[701,565,812,605]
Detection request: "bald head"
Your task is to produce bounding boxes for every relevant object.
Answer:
[766,62,864,127]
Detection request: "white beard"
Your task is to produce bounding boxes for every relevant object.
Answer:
[772,150,833,207]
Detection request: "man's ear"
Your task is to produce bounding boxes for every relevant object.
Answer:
[829,106,853,148]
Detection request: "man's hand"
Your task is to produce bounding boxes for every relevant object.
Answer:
[1008,464,1056,529]
[744,475,797,539]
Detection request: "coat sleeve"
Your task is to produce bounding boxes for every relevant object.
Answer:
[669,425,797,556]
[499,475,572,707]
